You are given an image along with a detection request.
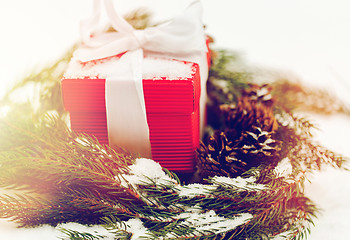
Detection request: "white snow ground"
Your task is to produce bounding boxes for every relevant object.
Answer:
[1,1,350,239]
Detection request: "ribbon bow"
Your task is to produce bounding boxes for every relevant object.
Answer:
[74,0,207,62]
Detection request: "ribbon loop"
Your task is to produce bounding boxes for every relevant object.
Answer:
[103,0,135,34]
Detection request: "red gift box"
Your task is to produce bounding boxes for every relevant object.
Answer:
[62,56,201,172]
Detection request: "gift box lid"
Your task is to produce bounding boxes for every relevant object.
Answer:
[62,56,200,114]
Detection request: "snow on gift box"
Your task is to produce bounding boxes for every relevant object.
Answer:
[61,0,209,172]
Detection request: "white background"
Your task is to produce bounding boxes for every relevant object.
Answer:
[1,0,350,239]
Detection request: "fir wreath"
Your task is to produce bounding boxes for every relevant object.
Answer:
[0,11,348,240]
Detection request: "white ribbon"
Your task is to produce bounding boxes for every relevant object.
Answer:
[74,0,208,158]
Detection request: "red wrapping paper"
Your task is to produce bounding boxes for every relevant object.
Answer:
[62,60,201,172]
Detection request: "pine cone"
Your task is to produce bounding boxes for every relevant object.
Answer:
[220,83,277,133]
[197,131,249,178]
[242,83,274,107]
[197,83,281,179]
[197,128,282,179]
[236,126,281,160]
[220,97,278,133]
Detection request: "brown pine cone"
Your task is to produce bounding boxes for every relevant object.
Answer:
[236,126,282,161]
[197,127,281,179]
[242,83,274,107]
[220,97,278,133]
[197,131,249,178]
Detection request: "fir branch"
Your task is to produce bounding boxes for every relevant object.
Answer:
[275,111,346,176]
[59,228,109,240]
[206,50,252,130]
[288,136,345,175]
[272,79,350,115]
[0,115,155,226]
[118,170,316,239]
[0,47,74,120]
[275,110,317,138]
